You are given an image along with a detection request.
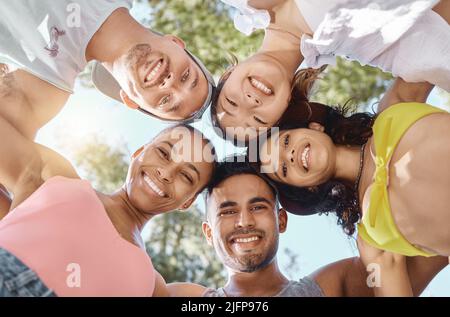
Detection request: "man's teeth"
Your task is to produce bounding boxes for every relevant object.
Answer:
[143,174,165,197]
[250,78,272,95]
[145,61,162,82]
[301,145,310,170]
[234,236,260,243]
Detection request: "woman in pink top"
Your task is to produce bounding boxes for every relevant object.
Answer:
[0,116,216,297]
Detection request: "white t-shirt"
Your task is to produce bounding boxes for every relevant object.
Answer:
[300,0,450,91]
[0,0,132,93]
[294,0,348,31]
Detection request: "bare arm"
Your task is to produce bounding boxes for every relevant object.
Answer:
[311,252,448,297]
[0,113,78,210]
[376,0,450,114]
[433,0,450,25]
[0,67,69,140]
[152,271,170,297]
[0,184,11,220]
[310,257,374,297]
[377,78,434,113]
[405,255,449,296]
[167,282,207,297]
[357,236,413,297]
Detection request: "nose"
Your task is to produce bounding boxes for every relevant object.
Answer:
[244,91,262,107]
[281,146,296,166]
[159,72,175,89]
[156,166,174,184]
[236,209,256,229]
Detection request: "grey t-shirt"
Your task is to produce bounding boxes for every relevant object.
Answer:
[203,276,324,297]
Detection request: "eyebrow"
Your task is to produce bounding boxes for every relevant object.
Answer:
[249,197,273,205]
[168,102,180,113]
[220,97,235,117]
[273,170,282,182]
[190,66,199,90]
[186,163,200,180]
[218,201,238,210]
[162,141,174,149]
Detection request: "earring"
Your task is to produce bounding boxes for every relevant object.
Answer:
[305,101,313,121]
[307,186,318,193]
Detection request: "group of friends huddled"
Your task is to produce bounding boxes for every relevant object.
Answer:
[0,0,449,297]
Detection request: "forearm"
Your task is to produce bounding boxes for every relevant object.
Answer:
[375,261,413,297]
[0,115,43,193]
[378,78,434,113]
[0,184,11,220]
[406,256,449,296]
[433,0,450,24]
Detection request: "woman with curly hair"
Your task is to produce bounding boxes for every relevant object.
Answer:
[257,77,450,258]
[212,0,450,143]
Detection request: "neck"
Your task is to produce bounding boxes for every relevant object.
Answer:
[334,145,362,183]
[258,27,303,83]
[85,8,157,65]
[99,188,153,248]
[223,260,289,297]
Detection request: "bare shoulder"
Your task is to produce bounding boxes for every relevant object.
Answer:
[36,144,79,181]
[167,282,208,297]
[310,257,373,297]
[309,257,354,296]
[0,67,69,138]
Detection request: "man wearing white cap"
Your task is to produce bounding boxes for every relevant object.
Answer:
[0,0,215,140]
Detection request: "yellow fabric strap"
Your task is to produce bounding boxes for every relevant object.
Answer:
[358,103,445,257]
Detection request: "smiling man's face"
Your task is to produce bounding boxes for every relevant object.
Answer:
[117,35,209,121]
[203,173,287,272]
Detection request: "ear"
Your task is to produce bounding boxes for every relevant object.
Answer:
[221,66,236,82]
[132,146,145,160]
[202,221,213,246]
[179,194,198,211]
[120,90,140,110]
[308,121,325,132]
[278,208,288,233]
[164,34,186,49]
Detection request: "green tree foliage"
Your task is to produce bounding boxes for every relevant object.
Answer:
[69,137,129,193]
[146,0,264,75]
[313,58,393,110]
[146,205,227,287]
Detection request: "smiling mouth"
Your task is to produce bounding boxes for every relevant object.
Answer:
[142,171,166,197]
[249,77,273,95]
[300,143,311,172]
[143,58,169,87]
[230,234,263,245]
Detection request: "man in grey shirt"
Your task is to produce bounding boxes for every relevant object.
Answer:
[168,157,448,297]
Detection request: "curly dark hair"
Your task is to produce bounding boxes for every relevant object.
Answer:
[267,68,376,235]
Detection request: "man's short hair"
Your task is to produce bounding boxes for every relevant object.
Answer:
[204,155,280,218]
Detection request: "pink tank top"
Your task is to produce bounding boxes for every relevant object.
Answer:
[0,176,155,297]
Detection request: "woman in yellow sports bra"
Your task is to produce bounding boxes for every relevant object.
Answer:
[258,77,450,259]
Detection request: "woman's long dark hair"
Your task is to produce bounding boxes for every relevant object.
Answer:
[272,68,376,235]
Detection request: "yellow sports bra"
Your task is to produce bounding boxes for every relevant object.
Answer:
[358,102,445,257]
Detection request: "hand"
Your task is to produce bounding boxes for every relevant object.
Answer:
[357,235,406,269]
[357,235,413,297]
